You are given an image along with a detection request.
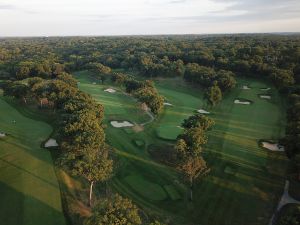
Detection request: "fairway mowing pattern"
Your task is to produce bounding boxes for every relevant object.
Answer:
[75,72,288,225]
[0,98,66,225]
[193,78,287,225]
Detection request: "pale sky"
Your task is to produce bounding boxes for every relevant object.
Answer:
[0,0,300,36]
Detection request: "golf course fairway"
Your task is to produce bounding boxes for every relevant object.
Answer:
[74,71,288,225]
[0,97,66,225]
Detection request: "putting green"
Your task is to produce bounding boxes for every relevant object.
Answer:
[0,97,66,225]
[156,125,183,141]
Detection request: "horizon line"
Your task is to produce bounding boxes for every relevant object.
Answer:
[1,31,300,38]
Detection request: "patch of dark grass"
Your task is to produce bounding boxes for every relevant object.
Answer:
[147,144,176,167]
[133,139,145,147]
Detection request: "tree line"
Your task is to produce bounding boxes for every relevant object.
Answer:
[2,73,165,225]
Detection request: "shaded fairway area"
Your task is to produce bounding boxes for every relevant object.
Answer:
[75,71,288,225]
[0,97,66,225]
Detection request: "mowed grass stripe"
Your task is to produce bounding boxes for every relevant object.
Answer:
[0,97,66,225]
[74,72,287,225]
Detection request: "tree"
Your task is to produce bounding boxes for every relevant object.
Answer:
[270,68,295,88]
[177,156,209,201]
[3,81,29,103]
[294,154,300,181]
[56,72,77,87]
[206,82,222,106]
[84,194,142,225]
[175,127,208,159]
[216,70,236,92]
[182,114,215,130]
[276,204,300,225]
[71,146,113,206]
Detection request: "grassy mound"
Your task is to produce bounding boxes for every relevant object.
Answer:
[156,125,183,141]
[133,139,145,147]
[124,175,168,201]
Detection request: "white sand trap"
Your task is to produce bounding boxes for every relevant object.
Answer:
[261,88,270,91]
[0,132,6,137]
[242,85,251,90]
[92,82,96,85]
[104,88,116,93]
[262,142,284,152]
[260,95,271,99]
[45,138,59,148]
[234,99,251,105]
[111,121,134,128]
[197,109,210,114]
[163,102,173,106]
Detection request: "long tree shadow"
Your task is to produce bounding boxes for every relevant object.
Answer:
[0,158,58,188]
[0,181,66,225]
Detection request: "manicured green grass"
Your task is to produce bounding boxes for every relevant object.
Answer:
[0,97,66,225]
[164,185,182,200]
[74,71,288,225]
[156,125,183,141]
[124,175,168,201]
[74,71,149,124]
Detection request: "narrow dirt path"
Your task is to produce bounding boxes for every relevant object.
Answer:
[268,180,300,225]
[141,110,155,126]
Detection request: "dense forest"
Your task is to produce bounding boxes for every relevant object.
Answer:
[1,34,300,225]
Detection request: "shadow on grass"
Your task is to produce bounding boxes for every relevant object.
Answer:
[0,181,66,225]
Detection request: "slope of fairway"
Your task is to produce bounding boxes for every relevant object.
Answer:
[0,97,66,225]
[155,78,287,225]
[74,71,149,124]
[75,71,287,225]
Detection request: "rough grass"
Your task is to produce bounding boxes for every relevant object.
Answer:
[0,96,66,225]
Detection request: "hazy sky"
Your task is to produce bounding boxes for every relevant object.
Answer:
[0,0,300,36]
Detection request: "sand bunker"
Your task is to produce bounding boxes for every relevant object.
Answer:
[0,132,6,137]
[262,142,284,152]
[197,109,210,114]
[44,138,59,148]
[260,95,271,99]
[261,87,271,91]
[111,121,134,128]
[234,99,251,105]
[92,82,96,85]
[242,85,251,90]
[104,88,116,93]
[163,102,173,106]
